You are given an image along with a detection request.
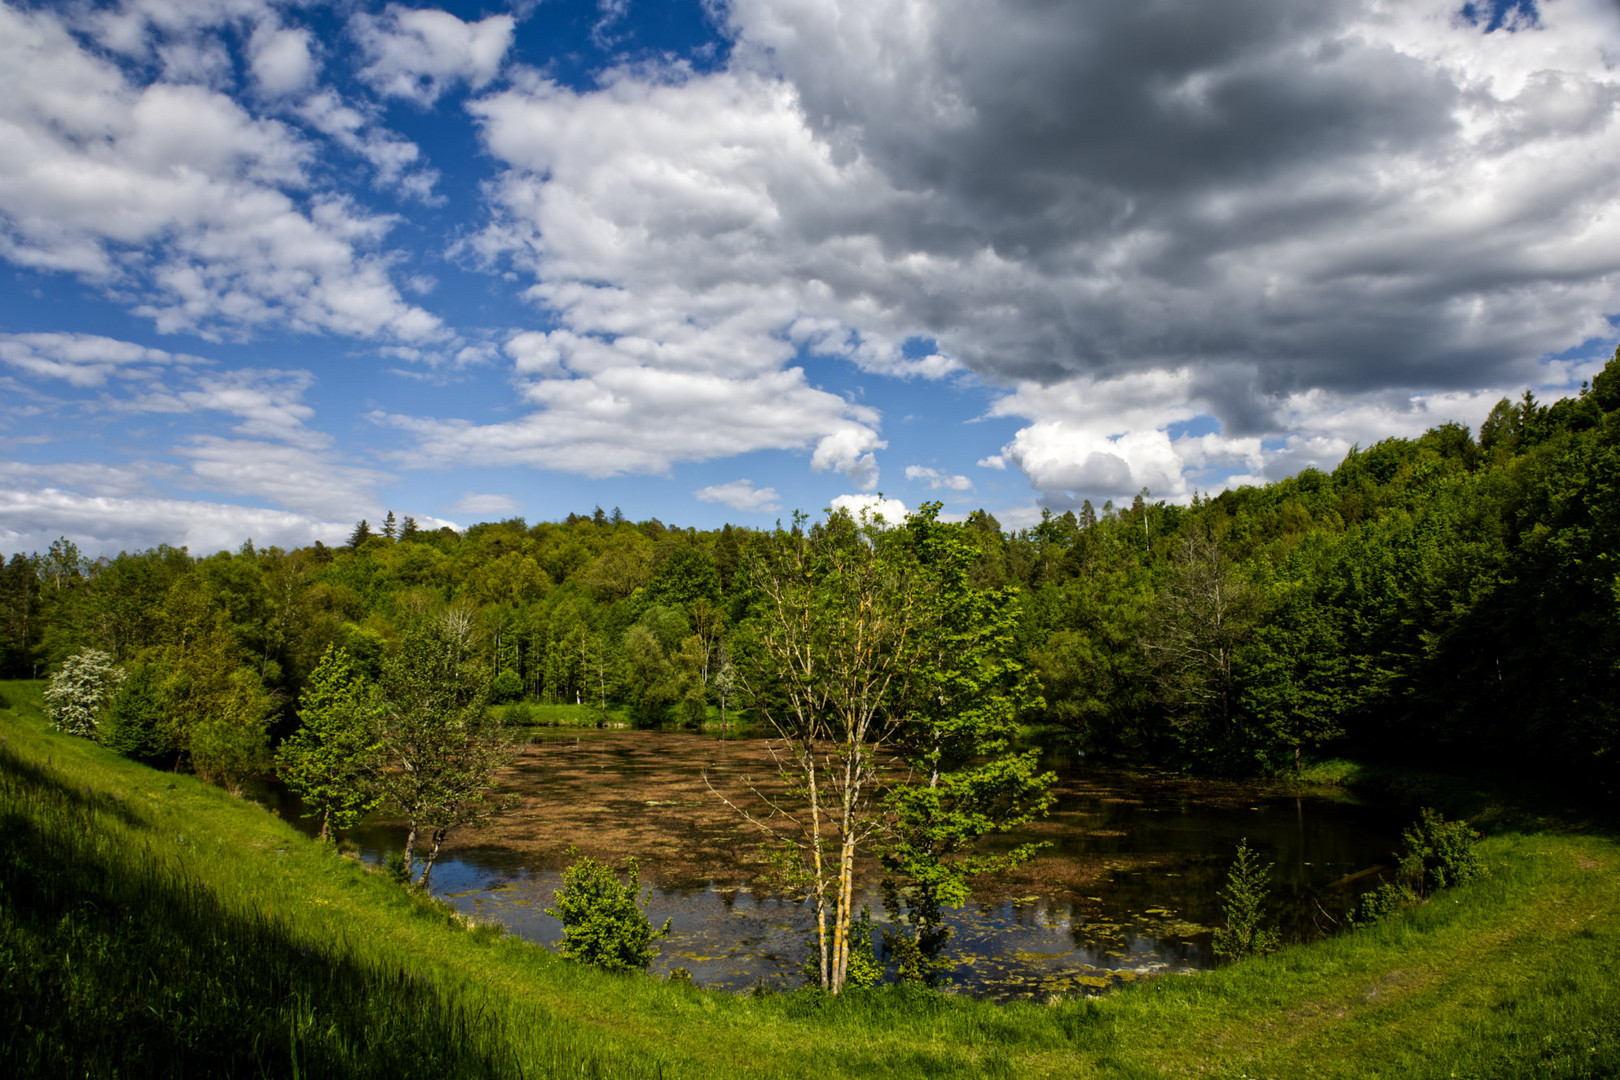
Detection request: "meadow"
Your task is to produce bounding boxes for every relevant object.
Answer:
[3,679,1616,1079]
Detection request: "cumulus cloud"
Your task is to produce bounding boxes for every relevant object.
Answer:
[0,3,441,341]
[904,465,973,492]
[353,5,516,105]
[828,493,907,524]
[298,90,440,201]
[695,479,781,512]
[378,358,886,482]
[249,21,318,96]
[987,354,1609,506]
[438,0,1620,500]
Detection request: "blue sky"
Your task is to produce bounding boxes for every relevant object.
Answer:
[2,0,1618,556]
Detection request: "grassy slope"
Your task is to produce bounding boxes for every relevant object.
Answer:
[2,679,1616,1079]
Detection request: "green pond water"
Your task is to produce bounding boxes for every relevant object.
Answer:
[263,729,1403,1000]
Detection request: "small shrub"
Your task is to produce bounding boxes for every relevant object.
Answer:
[489,670,525,705]
[100,662,169,761]
[1350,808,1484,926]
[501,699,535,725]
[384,851,411,884]
[1352,880,1416,924]
[1398,806,1485,894]
[546,848,671,971]
[1211,839,1280,961]
[844,906,884,988]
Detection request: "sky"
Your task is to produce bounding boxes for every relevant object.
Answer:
[2,0,1619,557]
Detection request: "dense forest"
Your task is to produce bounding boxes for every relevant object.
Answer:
[4,349,1618,797]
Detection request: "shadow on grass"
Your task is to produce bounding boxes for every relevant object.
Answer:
[0,742,639,1080]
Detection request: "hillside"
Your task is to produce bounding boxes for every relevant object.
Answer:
[4,680,1616,1079]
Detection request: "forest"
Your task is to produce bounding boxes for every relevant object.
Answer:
[2,354,1618,1077]
[4,349,1617,796]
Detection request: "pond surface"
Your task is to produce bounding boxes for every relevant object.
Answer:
[261,729,1403,1000]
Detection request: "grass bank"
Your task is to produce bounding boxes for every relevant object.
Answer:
[497,699,763,735]
[2,680,1616,1078]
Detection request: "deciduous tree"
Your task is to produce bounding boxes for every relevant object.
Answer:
[43,647,124,739]
[377,609,517,885]
[278,645,384,841]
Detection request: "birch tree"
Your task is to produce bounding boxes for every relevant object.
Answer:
[730,507,928,993]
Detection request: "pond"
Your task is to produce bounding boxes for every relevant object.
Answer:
[259,729,1404,1000]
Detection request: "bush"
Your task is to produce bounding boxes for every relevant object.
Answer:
[489,669,525,705]
[384,851,412,884]
[43,648,124,739]
[1211,839,1280,961]
[546,849,671,971]
[1398,806,1485,894]
[1351,808,1484,925]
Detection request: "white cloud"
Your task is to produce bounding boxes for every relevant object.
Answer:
[986,356,1608,506]
[2,332,395,522]
[441,0,1620,498]
[354,5,516,106]
[1,459,174,499]
[828,493,907,524]
[0,486,353,558]
[694,479,781,513]
[410,65,958,486]
[298,90,440,201]
[177,435,388,519]
[0,332,207,387]
[904,464,973,492]
[447,492,518,517]
[379,359,886,482]
[976,455,1006,470]
[249,22,317,97]
[0,3,441,341]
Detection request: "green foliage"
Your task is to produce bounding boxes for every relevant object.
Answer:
[5,685,1620,1080]
[278,646,384,840]
[376,610,517,885]
[489,667,525,704]
[383,850,412,885]
[188,667,274,796]
[1398,807,1486,895]
[843,908,883,990]
[42,647,123,739]
[1210,839,1280,962]
[1351,808,1486,926]
[545,849,671,971]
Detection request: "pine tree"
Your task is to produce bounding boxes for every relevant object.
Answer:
[348,520,372,548]
[382,510,397,540]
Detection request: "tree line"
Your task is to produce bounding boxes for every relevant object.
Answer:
[4,350,1617,798]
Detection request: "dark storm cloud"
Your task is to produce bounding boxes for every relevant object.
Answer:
[725,0,1620,393]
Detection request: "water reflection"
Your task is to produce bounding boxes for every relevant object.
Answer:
[255,729,1401,1000]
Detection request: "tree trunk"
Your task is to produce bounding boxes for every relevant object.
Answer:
[403,820,419,876]
[833,828,859,992]
[417,826,448,887]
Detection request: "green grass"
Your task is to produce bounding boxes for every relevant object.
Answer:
[498,699,763,735]
[3,679,1617,1078]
